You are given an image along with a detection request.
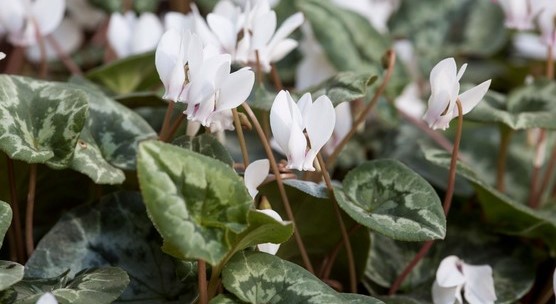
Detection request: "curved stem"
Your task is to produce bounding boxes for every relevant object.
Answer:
[4,47,25,75]
[241,102,315,274]
[46,36,83,75]
[270,63,283,91]
[159,101,176,141]
[528,130,546,208]
[197,260,208,304]
[6,157,25,262]
[396,109,453,153]
[320,225,361,280]
[327,50,396,168]
[25,164,37,257]
[389,100,464,294]
[162,114,186,143]
[232,108,249,168]
[316,153,357,293]
[33,24,48,79]
[496,126,513,192]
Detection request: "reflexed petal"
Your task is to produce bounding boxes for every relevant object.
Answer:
[267,12,304,50]
[0,1,24,33]
[187,33,204,80]
[269,38,298,62]
[430,58,457,98]
[435,256,466,288]
[131,13,164,55]
[462,264,496,304]
[217,68,254,111]
[32,0,65,35]
[423,89,451,130]
[456,79,491,115]
[108,13,132,57]
[333,102,352,141]
[296,92,312,129]
[270,91,293,155]
[207,13,237,53]
[244,159,270,198]
[255,209,284,255]
[191,5,221,47]
[37,292,58,304]
[306,95,335,153]
[251,11,276,50]
[156,29,188,101]
[456,63,467,81]
[287,121,307,170]
[432,280,461,304]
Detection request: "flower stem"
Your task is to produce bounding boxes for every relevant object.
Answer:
[528,131,546,208]
[4,47,24,74]
[207,262,223,300]
[319,224,361,281]
[270,63,283,91]
[162,114,186,142]
[159,101,176,140]
[198,260,208,304]
[548,45,554,80]
[327,50,396,168]
[389,100,464,295]
[33,22,48,79]
[241,102,315,274]
[316,153,357,293]
[397,109,453,153]
[496,125,512,193]
[232,108,249,168]
[255,51,263,86]
[6,157,25,262]
[46,35,83,76]
[25,164,37,257]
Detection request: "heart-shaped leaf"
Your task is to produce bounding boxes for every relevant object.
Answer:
[25,192,195,303]
[334,160,446,241]
[221,251,384,304]
[0,75,88,168]
[137,141,252,265]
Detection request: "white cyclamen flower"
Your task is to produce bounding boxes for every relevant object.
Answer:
[270,91,335,171]
[0,0,65,46]
[331,0,399,33]
[496,0,543,30]
[155,29,191,101]
[432,256,497,304]
[107,12,164,58]
[256,209,284,255]
[323,102,352,156]
[537,1,556,47]
[36,292,58,304]
[25,18,83,63]
[244,159,270,199]
[423,58,491,130]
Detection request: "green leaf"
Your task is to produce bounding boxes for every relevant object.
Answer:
[0,75,88,168]
[335,160,446,241]
[7,267,129,304]
[0,261,24,291]
[298,72,378,106]
[210,294,244,304]
[246,84,277,111]
[422,146,556,251]
[466,80,556,130]
[221,251,384,304]
[260,180,370,285]
[0,201,12,248]
[298,0,387,74]
[70,82,157,170]
[86,52,159,94]
[366,225,535,303]
[25,192,195,303]
[173,134,235,167]
[137,141,252,265]
[227,209,293,253]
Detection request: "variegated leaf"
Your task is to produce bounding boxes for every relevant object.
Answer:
[221,251,384,304]
[137,141,252,265]
[334,160,446,241]
[0,75,88,168]
[0,261,23,291]
[0,201,12,248]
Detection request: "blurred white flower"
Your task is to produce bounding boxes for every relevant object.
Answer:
[66,0,105,30]
[432,255,496,304]
[270,91,335,171]
[36,292,58,304]
[107,12,164,58]
[537,1,556,47]
[513,32,556,60]
[25,18,83,63]
[0,52,5,60]
[164,11,194,32]
[323,102,352,156]
[423,58,491,130]
[495,0,543,30]
[395,83,426,119]
[331,0,399,33]
[256,209,284,255]
[0,0,65,46]
[244,159,270,198]
[295,23,336,90]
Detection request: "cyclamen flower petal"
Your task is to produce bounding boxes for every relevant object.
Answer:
[496,0,541,30]
[432,255,496,304]
[270,90,335,171]
[423,57,490,130]
[155,29,190,101]
[244,159,270,198]
[256,209,284,255]
[537,2,556,47]
[108,12,163,58]
[324,102,352,156]
[37,292,58,304]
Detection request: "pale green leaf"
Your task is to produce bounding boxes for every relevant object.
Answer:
[173,134,234,167]
[0,75,88,168]
[0,201,12,248]
[25,192,194,303]
[335,160,446,241]
[222,251,384,304]
[137,141,252,265]
[0,261,23,291]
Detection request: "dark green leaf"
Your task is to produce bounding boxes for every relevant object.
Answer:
[222,251,384,304]
[137,141,252,265]
[173,134,234,167]
[335,160,446,241]
[25,192,195,303]
[299,72,378,106]
[86,52,159,94]
[0,75,88,168]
